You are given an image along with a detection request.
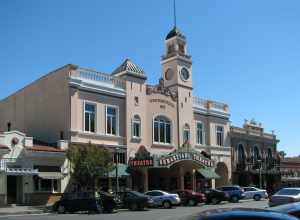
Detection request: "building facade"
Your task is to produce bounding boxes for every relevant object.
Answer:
[0,27,232,200]
[0,131,67,205]
[280,157,300,187]
[230,120,281,193]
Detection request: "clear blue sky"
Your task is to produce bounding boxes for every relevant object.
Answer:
[1,0,299,156]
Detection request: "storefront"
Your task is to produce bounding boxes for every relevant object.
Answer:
[129,146,219,192]
[0,131,68,205]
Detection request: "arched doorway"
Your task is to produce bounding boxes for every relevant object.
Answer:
[215,162,229,187]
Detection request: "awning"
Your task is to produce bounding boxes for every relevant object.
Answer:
[197,167,220,179]
[108,164,130,178]
[38,172,64,180]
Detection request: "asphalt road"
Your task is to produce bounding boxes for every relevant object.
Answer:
[0,199,268,220]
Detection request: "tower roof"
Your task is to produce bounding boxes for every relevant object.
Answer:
[165,27,186,40]
[112,59,146,79]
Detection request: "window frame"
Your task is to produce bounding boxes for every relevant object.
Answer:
[216,125,224,146]
[153,116,172,145]
[83,101,97,133]
[34,177,60,193]
[105,105,119,136]
[196,121,205,145]
[132,115,141,138]
[183,124,190,144]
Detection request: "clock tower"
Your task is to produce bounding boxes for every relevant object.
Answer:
[161,26,195,148]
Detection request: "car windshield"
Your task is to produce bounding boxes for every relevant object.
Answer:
[269,202,300,213]
[276,189,300,196]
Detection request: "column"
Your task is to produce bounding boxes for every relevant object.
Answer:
[179,166,184,190]
[211,179,215,189]
[143,169,148,192]
[192,170,196,191]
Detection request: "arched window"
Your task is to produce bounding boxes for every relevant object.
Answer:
[237,144,245,163]
[153,116,171,144]
[183,124,190,144]
[267,148,273,159]
[253,146,260,160]
[132,115,141,138]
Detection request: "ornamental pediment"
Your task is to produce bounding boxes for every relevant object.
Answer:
[146,78,177,101]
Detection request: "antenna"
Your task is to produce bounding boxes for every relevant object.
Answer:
[173,0,177,28]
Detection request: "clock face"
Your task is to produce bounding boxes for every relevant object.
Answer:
[180,67,190,81]
[165,69,174,80]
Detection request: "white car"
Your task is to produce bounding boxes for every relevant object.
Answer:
[145,190,181,208]
[242,187,268,201]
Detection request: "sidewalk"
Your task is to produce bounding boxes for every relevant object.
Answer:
[0,205,46,216]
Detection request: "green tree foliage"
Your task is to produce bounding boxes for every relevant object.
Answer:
[66,143,113,191]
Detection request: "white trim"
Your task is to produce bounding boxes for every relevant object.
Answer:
[132,114,141,138]
[105,104,119,136]
[83,100,97,133]
[195,121,205,146]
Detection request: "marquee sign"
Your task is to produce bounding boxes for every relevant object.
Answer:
[128,145,154,168]
[158,151,214,168]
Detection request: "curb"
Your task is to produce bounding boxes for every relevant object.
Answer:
[0,210,45,216]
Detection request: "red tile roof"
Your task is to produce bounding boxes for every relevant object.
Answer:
[27,145,65,153]
[0,144,9,150]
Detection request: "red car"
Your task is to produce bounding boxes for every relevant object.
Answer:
[175,190,206,206]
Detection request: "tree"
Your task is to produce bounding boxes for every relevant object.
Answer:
[66,142,113,192]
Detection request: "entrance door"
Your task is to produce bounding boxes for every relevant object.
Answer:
[7,176,17,204]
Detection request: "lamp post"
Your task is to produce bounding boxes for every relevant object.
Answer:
[257,159,263,189]
[115,147,120,194]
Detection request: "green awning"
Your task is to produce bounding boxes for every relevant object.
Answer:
[108,164,130,178]
[198,167,220,179]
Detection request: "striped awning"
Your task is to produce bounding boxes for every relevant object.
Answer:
[38,172,64,180]
[6,168,39,176]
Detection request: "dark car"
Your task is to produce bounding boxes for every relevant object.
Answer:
[203,189,229,205]
[53,191,115,214]
[268,201,300,218]
[217,186,245,203]
[117,191,153,211]
[194,208,298,220]
[175,190,206,206]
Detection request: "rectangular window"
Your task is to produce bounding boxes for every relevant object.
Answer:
[159,121,165,142]
[133,121,140,137]
[113,152,126,164]
[216,126,224,146]
[106,106,118,135]
[40,179,52,191]
[196,122,204,145]
[84,103,96,132]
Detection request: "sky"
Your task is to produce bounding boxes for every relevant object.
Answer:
[0,0,299,156]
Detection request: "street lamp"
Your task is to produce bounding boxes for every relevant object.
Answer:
[115,147,120,194]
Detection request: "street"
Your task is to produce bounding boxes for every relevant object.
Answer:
[0,199,268,220]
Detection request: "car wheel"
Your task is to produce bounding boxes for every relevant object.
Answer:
[129,203,138,211]
[211,198,219,205]
[254,194,261,201]
[138,205,145,211]
[188,199,197,206]
[231,196,239,203]
[163,201,172,209]
[57,204,65,214]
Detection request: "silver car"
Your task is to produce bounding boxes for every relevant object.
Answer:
[145,190,181,208]
[242,187,268,201]
[269,188,300,207]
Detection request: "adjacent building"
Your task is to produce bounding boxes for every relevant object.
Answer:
[280,157,300,187]
[0,26,232,203]
[230,120,281,192]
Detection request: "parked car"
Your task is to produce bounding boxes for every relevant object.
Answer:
[174,189,206,206]
[117,191,153,211]
[145,190,181,208]
[203,189,229,205]
[268,201,300,218]
[269,188,300,207]
[243,187,268,201]
[97,191,118,213]
[53,191,115,214]
[195,208,298,220]
[217,186,245,203]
